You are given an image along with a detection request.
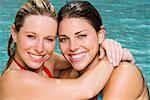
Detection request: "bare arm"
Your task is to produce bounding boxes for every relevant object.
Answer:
[102,62,144,100]
[0,58,113,100]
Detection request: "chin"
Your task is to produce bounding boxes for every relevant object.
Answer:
[72,64,87,71]
[28,63,43,69]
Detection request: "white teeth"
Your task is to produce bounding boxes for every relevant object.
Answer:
[71,53,85,59]
[30,54,43,59]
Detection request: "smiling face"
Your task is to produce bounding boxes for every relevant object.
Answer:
[11,15,57,69]
[58,18,99,71]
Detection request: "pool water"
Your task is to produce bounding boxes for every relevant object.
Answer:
[0,0,150,92]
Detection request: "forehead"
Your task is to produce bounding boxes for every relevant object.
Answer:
[58,18,96,35]
[21,15,58,36]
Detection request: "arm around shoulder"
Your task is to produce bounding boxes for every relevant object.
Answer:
[0,67,108,99]
[0,58,114,99]
[0,70,86,99]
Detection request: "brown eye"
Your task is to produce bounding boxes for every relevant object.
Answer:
[59,37,68,43]
[27,35,36,39]
[45,37,56,42]
[78,34,87,39]
[47,38,54,41]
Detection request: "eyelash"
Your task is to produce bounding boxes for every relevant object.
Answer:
[59,34,87,42]
[46,38,55,42]
[78,34,87,39]
[59,38,67,43]
[27,34,55,42]
[27,35,36,39]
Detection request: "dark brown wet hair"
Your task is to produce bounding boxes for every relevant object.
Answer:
[58,0,103,33]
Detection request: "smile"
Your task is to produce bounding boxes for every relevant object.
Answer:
[69,52,86,62]
[29,52,45,60]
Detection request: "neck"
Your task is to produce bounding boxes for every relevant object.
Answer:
[14,53,26,68]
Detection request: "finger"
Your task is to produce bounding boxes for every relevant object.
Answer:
[99,47,105,59]
[130,55,135,64]
[116,41,122,66]
[122,48,135,64]
[127,50,135,64]
[110,40,122,66]
[122,48,128,60]
[106,39,113,64]
[109,39,116,66]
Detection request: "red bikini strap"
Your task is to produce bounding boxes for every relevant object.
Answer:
[43,66,53,78]
[14,59,53,78]
[13,59,27,70]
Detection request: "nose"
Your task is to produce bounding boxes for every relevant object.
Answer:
[69,39,79,52]
[35,40,44,54]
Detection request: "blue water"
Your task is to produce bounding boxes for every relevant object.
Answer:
[0,0,150,94]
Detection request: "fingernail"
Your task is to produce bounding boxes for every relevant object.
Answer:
[109,59,112,63]
[99,56,102,59]
[113,63,116,67]
[114,62,117,67]
[117,63,119,66]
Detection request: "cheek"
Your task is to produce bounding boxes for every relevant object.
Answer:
[16,39,33,57]
[85,37,98,48]
[44,42,56,53]
[85,37,99,54]
[18,38,35,49]
[60,43,69,54]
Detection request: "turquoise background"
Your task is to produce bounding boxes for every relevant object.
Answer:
[0,0,150,94]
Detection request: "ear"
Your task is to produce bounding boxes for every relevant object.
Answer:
[98,28,105,44]
[10,24,18,42]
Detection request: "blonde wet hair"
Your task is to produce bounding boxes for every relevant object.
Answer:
[5,0,57,72]
[14,0,57,32]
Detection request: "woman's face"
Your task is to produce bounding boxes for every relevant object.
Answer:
[58,18,99,71]
[12,15,57,69]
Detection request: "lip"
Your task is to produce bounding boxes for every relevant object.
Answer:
[28,52,45,62]
[68,52,86,62]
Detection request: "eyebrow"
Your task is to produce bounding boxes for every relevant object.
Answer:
[59,30,87,37]
[46,36,56,38]
[25,31,36,35]
[25,31,56,38]
[75,30,87,35]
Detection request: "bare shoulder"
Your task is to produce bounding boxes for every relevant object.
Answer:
[0,70,24,98]
[0,69,20,82]
[52,52,71,70]
[0,70,36,85]
[0,69,46,89]
[0,70,53,99]
[44,52,60,70]
[102,62,145,99]
[113,62,142,77]
[51,52,61,60]
[45,52,58,64]
[46,52,64,65]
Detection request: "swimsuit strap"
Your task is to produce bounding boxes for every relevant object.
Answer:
[43,66,53,78]
[13,58,53,78]
[13,58,27,70]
